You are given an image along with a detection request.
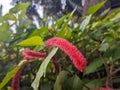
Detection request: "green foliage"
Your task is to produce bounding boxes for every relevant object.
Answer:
[0,22,11,42]
[99,42,109,52]
[31,47,58,90]
[84,59,103,75]
[111,11,120,21]
[10,2,30,20]
[80,15,92,31]
[17,36,44,46]
[0,13,16,22]
[0,60,27,89]
[56,8,76,38]
[87,0,107,15]
[63,75,82,90]
[0,2,120,90]
[54,71,68,90]
[52,14,70,29]
[30,27,49,38]
[83,79,104,90]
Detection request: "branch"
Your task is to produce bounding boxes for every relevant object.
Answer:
[112,68,120,75]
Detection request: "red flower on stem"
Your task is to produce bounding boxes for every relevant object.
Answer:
[46,37,87,72]
[12,49,46,90]
[22,48,46,60]
[12,67,23,90]
[12,37,87,90]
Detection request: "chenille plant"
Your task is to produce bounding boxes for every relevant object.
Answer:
[0,2,120,90]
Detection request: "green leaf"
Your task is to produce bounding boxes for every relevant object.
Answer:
[10,2,30,20]
[0,23,11,42]
[56,8,76,37]
[99,8,110,18]
[83,59,103,75]
[30,27,49,38]
[80,15,92,31]
[0,30,11,42]
[87,0,106,15]
[3,13,16,21]
[83,79,104,90]
[0,22,10,31]
[101,21,113,28]
[110,12,120,21]
[57,27,71,38]
[0,13,16,22]
[0,60,27,89]
[10,2,30,13]
[104,47,120,60]
[52,14,70,29]
[54,71,68,90]
[99,43,109,52]
[104,8,120,21]
[63,75,82,90]
[113,47,120,60]
[31,47,58,90]
[17,36,44,46]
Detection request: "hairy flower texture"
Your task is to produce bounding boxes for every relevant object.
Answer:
[22,48,46,60]
[12,67,23,90]
[12,49,46,90]
[91,88,113,90]
[46,37,87,72]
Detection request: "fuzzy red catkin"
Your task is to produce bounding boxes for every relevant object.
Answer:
[46,37,87,72]
[12,67,23,90]
[22,48,46,60]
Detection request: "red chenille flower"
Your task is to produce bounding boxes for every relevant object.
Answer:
[22,48,46,60]
[12,67,23,90]
[11,49,46,90]
[46,37,87,72]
